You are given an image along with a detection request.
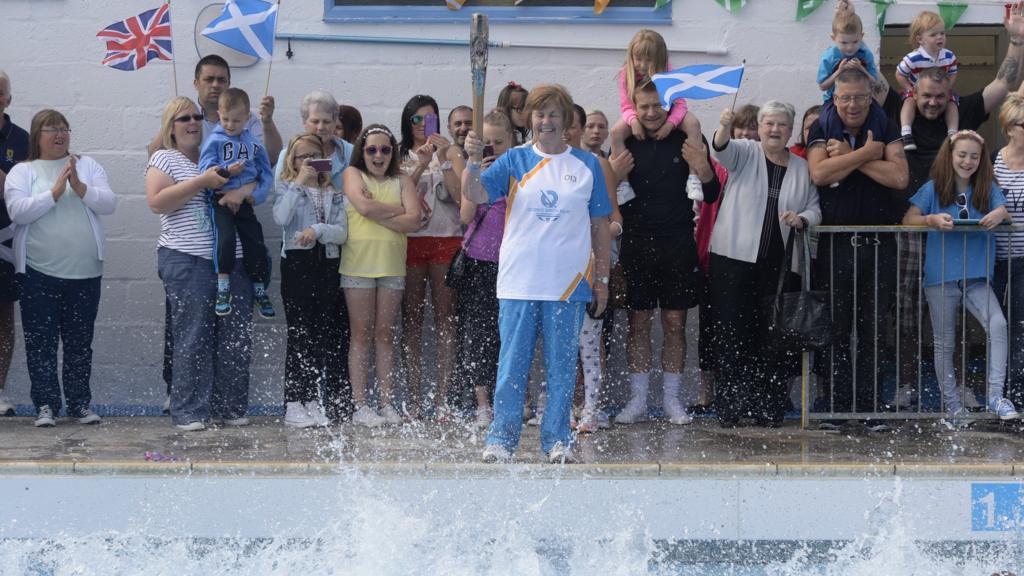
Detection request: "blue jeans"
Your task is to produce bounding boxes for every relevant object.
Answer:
[487,299,585,454]
[20,267,101,414]
[924,280,1007,412]
[158,247,253,425]
[993,258,1024,405]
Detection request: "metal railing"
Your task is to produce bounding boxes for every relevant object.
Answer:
[798,223,1024,428]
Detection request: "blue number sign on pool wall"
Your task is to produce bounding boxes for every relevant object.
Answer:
[972,483,1024,532]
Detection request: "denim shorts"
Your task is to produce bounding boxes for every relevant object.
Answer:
[340,274,405,290]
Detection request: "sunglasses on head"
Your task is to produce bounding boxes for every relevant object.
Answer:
[957,192,970,220]
[364,145,393,156]
[174,113,204,123]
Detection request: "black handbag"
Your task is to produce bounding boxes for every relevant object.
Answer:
[760,228,832,354]
[445,205,492,289]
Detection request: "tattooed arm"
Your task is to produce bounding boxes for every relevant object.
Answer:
[985,2,1024,112]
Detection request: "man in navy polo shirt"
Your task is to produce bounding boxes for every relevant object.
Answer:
[0,70,28,416]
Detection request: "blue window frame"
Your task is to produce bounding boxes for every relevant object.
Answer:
[324,0,670,24]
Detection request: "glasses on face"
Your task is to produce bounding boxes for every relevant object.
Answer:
[835,94,871,105]
[295,153,318,161]
[364,145,393,156]
[174,114,204,123]
[40,127,71,135]
[410,115,424,125]
[957,192,970,219]
[510,105,524,113]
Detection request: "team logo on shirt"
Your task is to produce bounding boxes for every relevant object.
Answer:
[532,189,564,222]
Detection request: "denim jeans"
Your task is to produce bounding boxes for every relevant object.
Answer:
[158,247,253,425]
[20,267,101,414]
[924,280,1007,412]
[993,258,1024,406]
[487,299,584,454]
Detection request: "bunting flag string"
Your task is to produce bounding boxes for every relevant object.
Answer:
[796,0,826,21]
[938,1,968,30]
[714,0,749,13]
[874,0,894,34]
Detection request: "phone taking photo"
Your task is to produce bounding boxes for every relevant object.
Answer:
[424,113,439,138]
[308,158,332,173]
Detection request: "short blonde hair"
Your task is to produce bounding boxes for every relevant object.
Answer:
[909,11,943,46]
[524,84,575,131]
[1000,93,1024,137]
[159,96,198,151]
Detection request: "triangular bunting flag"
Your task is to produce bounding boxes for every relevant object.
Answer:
[447,0,465,9]
[874,0,894,34]
[796,0,825,21]
[938,2,968,30]
[654,0,671,9]
[594,0,610,14]
[714,0,748,13]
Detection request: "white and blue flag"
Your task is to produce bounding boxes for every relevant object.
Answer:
[651,63,745,110]
[201,0,278,60]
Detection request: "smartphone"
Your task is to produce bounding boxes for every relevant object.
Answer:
[952,218,982,226]
[482,145,495,158]
[424,113,439,138]
[308,158,332,172]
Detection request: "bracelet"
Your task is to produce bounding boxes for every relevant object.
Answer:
[610,220,624,236]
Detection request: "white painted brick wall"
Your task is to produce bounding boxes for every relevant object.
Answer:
[0,1,1008,410]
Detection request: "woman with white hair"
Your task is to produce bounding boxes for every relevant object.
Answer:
[710,100,821,428]
[275,90,354,190]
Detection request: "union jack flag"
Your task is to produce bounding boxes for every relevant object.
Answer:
[96,4,173,71]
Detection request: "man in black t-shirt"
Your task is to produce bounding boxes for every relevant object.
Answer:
[807,68,908,427]
[615,82,720,427]
[0,70,27,417]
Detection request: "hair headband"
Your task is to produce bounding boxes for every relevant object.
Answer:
[950,129,984,144]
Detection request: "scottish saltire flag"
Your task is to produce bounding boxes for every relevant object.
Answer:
[201,0,278,60]
[446,0,466,9]
[651,63,744,110]
[96,4,173,71]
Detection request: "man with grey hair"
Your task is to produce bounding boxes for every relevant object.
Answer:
[807,66,908,430]
[0,69,25,416]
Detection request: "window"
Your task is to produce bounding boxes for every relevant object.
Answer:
[324,0,670,24]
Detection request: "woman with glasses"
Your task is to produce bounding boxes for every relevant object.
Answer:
[5,109,116,427]
[274,134,349,428]
[341,125,421,427]
[398,94,465,421]
[994,93,1024,411]
[710,101,821,428]
[145,97,251,431]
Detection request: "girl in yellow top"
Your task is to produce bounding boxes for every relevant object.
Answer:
[341,125,420,427]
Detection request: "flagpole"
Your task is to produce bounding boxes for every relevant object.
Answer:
[264,0,281,98]
[167,1,179,96]
[729,59,746,111]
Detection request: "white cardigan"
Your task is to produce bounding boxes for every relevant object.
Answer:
[710,137,821,270]
[3,155,117,274]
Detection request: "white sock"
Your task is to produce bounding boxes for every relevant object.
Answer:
[663,372,682,406]
[628,372,649,406]
[901,124,912,136]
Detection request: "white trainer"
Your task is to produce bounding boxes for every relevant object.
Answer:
[482,443,512,463]
[380,405,403,425]
[304,401,331,427]
[352,405,385,428]
[0,396,15,416]
[34,405,55,428]
[284,402,316,428]
[686,174,704,201]
[221,417,250,427]
[547,441,575,464]
[73,408,102,425]
[175,421,205,432]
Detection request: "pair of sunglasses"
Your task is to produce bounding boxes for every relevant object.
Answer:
[174,114,204,123]
[956,192,970,220]
[364,145,393,156]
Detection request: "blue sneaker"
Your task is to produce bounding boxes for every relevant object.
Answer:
[215,290,231,316]
[991,398,1020,421]
[254,291,275,319]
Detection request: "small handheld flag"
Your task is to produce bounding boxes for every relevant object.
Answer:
[651,63,745,110]
[96,4,173,71]
[201,0,278,60]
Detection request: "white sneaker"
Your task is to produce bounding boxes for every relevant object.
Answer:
[352,405,385,428]
[958,386,982,409]
[284,401,316,428]
[992,398,1020,421]
[614,399,648,424]
[72,408,102,425]
[34,405,55,428]
[547,441,575,464]
[304,401,331,427]
[162,396,171,416]
[221,416,250,427]
[663,398,693,425]
[482,443,512,463]
[380,405,403,425]
[616,180,636,205]
[686,174,704,201]
[526,411,543,427]
[473,406,492,429]
[0,396,14,416]
[175,421,206,432]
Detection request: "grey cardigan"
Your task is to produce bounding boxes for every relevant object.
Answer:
[710,136,821,271]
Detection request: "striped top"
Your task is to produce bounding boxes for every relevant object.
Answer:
[147,148,240,259]
[897,47,958,86]
[994,151,1024,260]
